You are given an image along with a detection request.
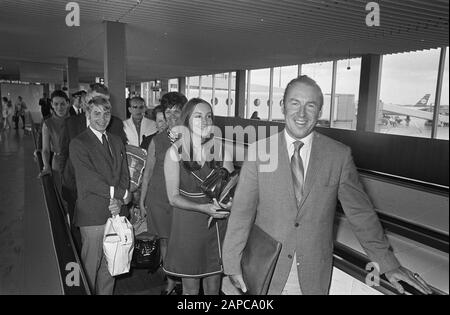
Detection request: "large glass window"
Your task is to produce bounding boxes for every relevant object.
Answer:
[379,49,441,138]
[301,62,333,127]
[168,78,178,92]
[333,58,361,130]
[246,68,271,120]
[201,74,214,109]
[206,72,236,117]
[437,47,449,140]
[272,65,299,121]
[141,81,160,108]
[186,76,200,99]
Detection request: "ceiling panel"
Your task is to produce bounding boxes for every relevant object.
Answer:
[0,0,448,83]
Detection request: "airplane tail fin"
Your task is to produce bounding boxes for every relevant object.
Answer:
[414,94,431,107]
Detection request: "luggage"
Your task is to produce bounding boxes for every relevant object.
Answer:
[131,234,161,272]
[241,224,282,295]
[125,145,147,192]
[103,215,134,276]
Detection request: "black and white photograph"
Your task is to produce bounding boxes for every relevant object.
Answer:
[0,0,448,298]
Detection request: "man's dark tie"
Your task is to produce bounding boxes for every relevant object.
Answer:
[102,134,113,159]
[291,141,304,206]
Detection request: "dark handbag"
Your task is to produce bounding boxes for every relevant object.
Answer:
[131,235,160,272]
[200,167,239,204]
[241,224,282,295]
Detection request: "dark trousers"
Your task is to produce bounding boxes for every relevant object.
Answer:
[15,114,25,129]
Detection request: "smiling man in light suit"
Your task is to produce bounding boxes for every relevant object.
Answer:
[222,75,432,295]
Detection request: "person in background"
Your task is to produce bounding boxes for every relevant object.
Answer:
[123,96,157,148]
[4,99,14,131]
[250,111,261,120]
[151,105,168,134]
[1,97,7,130]
[39,93,52,120]
[69,96,130,295]
[141,105,167,150]
[126,91,136,119]
[14,96,27,129]
[39,90,70,194]
[69,90,86,116]
[139,92,187,295]
[1,97,4,128]
[163,98,234,295]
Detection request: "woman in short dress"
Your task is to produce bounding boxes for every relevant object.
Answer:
[139,92,187,294]
[163,98,234,295]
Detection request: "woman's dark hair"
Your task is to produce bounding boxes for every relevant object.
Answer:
[179,98,219,171]
[160,92,187,110]
[2,97,8,103]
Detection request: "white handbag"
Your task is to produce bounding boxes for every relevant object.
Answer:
[103,215,134,276]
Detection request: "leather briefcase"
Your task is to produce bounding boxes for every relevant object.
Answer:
[241,224,282,295]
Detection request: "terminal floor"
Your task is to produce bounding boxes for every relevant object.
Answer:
[0,128,66,294]
[0,129,26,294]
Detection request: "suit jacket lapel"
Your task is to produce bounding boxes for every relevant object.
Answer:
[107,132,119,170]
[86,128,114,172]
[277,131,298,212]
[297,132,323,216]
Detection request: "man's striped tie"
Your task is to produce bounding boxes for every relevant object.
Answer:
[291,141,304,206]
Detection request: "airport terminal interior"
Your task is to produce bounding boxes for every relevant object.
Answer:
[0,0,448,295]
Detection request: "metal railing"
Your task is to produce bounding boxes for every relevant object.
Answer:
[31,122,90,295]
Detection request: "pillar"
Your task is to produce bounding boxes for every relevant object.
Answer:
[104,21,126,120]
[67,57,79,96]
[356,54,383,132]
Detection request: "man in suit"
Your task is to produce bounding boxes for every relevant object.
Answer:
[222,75,432,295]
[39,93,52,119]
[68,90,86,116]
[60,84,127,249]
[69,96,130,295]
[123,96,157,147]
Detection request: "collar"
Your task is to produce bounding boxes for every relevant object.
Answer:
[284,129,314,150]
[89,125,107,143]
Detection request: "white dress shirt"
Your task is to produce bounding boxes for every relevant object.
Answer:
[72,105,81,115]
[282,129,314,295]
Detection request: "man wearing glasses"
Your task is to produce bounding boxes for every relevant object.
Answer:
[123,96,158,147]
